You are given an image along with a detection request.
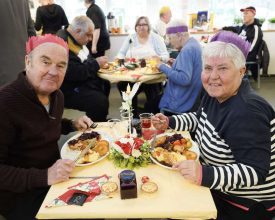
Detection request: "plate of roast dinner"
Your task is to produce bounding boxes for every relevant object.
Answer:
[60,131,111,167]
[150,133,199,170]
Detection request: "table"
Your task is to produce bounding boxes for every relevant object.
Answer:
[98,69,166,84]
[36,123,217,219]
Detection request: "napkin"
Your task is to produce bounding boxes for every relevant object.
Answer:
[46,175,110,208]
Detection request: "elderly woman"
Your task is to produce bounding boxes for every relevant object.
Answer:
[117,16,169,117]
[117,16,169,61]
[145,20,202,114]
[152,31,275,220]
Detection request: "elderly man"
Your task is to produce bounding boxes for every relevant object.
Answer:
[154,6,172,41]
[223,6,263,81]
[239,6,263,81]
[0,34,93,219]
[145,20,202,115]
[57,16,109,122]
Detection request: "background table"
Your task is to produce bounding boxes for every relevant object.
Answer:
[36,123,217,219]
[98,70,166,84]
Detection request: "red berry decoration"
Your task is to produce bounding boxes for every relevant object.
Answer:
[141,176,150,183]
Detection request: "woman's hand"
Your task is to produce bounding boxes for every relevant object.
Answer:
[167,58,175,66]
[72,115,93,131]
[152,113,169,131]
[173,160,202,185]
[47,159,75,185]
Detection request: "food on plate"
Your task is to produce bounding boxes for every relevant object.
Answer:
[101,182,118,194]
[102,63,110,69]
[76,150,100,164]
[185,150,197,160]
[66,131,109,165]
[151,133,197,167]
[141,181,158,193]
[68,131,100,151]
[93,140,109,156]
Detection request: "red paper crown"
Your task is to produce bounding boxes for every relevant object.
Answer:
[26,34,69,55]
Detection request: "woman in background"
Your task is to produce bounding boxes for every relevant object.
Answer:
[117,16,169,117]
[35,0,68,35]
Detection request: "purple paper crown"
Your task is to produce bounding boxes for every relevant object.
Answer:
[166,25,188,34]
[210,31,251,58]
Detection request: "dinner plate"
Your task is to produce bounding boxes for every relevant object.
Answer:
[142,67,161,75]
[150,132,200,170]
[60,131,112,167]
[98,68,116,74]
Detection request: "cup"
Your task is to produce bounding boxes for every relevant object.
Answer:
[139,113,153,129]
[141,128,156,140]
[118,59,124,66]
[120,111,133,135]
[107,118,121,128]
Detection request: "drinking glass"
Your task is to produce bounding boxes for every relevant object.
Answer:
[107,118,121,128]
[139,113,154,140]
[139,113,153,129]
[120,111,133,135]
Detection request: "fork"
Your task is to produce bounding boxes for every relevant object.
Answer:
[150,133,157,152]
[90,122,98,129]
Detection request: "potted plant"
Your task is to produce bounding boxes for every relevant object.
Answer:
[268,18,275,29]
[233,17,242,25]
[258,18,265,26]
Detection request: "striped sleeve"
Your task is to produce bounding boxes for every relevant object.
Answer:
[202,163,260,192]
[169,112,198,132]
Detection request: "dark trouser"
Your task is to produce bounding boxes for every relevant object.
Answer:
[89,49,111,98]
[211,191,275,220]
[246,63,259,81]
[3,188,49,220]
[64,89,109,122]
[117,82,162,118]
[246,53,259,81]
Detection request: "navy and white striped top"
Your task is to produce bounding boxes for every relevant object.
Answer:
[170,80,275,209]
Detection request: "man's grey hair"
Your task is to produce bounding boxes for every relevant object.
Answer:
[203,41,246,69]
[70,16,94,35]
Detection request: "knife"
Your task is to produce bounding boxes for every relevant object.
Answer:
[73,138,96,163]
[150,134,157,152]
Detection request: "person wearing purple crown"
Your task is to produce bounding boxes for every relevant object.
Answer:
[152,31,275,220]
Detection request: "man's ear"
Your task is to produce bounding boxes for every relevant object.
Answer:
[76,28,82,34]
[25,55,31,71]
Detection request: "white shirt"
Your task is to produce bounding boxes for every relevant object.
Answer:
[155,19,167,38]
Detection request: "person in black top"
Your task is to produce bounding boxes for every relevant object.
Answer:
[84,0,110,57]
[35,0,69,35]
[223,6,263,81]
[57,16,109,122]
[84,0,111,97]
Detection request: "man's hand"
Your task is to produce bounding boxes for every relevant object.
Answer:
[96,56,108,67]
[173,160,202,185]
[152,113,169,131]
[47,159,75,185]
[73,115,93,131]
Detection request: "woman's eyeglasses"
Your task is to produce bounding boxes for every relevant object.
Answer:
[137,23,148,27]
